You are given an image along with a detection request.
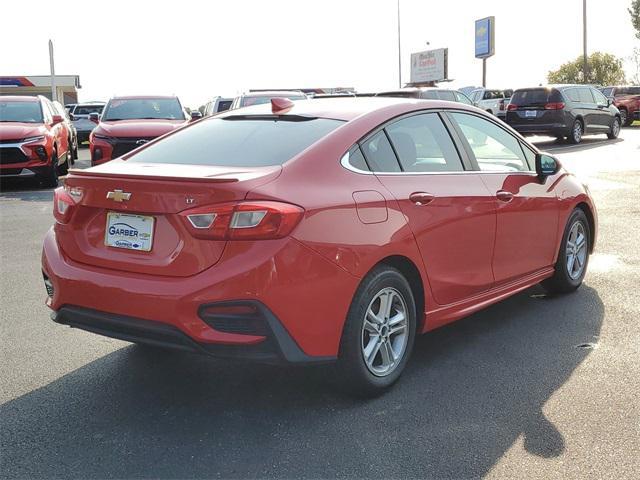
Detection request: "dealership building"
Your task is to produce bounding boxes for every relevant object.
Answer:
[0,75,81,105]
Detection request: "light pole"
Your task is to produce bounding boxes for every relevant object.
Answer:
[583,0,588,83]
[397,0,402,87]
[49,39,57,102]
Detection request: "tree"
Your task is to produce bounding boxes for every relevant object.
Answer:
[630,0,640,40]
[547,52,627,85]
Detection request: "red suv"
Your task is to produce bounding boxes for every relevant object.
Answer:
[43,98,597,395]
[601,86,640,126]
[89,95,190,166]
[0,95,71,187]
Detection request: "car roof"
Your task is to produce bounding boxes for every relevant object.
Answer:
[217,96,475,122]
[241,90,305,98]
[109,95,179,100]
[0,95,40,102]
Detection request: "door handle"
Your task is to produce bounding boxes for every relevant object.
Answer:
[496,190,514,202]
[409,192,435,206]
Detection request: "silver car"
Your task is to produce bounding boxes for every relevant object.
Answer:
[68,102,105,144]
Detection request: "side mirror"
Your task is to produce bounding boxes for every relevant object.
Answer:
[51,114,64,125]
[89,112,100,124]
[607,97,614,107]
[535,153,559,177]
[190,111,203,121]
[68,113,75,121]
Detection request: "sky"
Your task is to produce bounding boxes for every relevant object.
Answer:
[1,0,637,107]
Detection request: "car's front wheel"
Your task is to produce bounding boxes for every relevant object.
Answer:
[619,108,630,127]
[542,208,590,294]
[41,148,59,188]
[336,266,416,396]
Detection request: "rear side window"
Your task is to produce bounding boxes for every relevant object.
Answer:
[360,131,401,172]
[437,91,457,101]
[578,88,595,104]
[450,112,529,172]
[385,113,463,173]
[346,147,369,171]
[566,88,580,102]
[601,87,614,97]
[511,88,563,106]
[127,116,344,167]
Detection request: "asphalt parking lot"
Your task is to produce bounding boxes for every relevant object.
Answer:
[1,129,639,479]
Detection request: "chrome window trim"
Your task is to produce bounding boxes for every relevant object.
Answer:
[341,151,536,176]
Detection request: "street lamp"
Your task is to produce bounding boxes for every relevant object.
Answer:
[397,0,402,87]
[583,0,588,83]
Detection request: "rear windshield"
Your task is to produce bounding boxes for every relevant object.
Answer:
[102,98,184,121]
[73,105,104,115]
[0,100,43,123]
[240,95,306,107]
[127,116,344,167]
[510,88,563,106]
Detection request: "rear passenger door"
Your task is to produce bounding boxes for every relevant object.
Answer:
[576,87,603,133]
[360,112,497,306]
[447,111,559,285]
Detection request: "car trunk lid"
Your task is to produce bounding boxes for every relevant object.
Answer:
[57,161,281,277]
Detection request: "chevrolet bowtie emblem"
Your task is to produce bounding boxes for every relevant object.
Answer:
[106,189,132,202]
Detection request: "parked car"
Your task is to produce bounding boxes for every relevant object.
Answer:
[376,87,473,105]
[68,102,105,144]
[89,95,190,166]
[53,100,78,164]
[230,90,307,109]
[203,96,233,116]
[43,97,597,395]
[0,95,70,187]
[468,88,513,119]
[506,85,621,144]
[600,85,640,126]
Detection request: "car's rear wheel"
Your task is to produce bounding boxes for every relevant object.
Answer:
[41,148,59,188]
[542,208,590,294]
[336,265,416,396]
[607,116,621,139]
[569,119,583,144]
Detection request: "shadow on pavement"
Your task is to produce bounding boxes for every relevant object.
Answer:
[535,136,623,154]
[0,285,603,479]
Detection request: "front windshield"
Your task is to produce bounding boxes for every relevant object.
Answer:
[102,98,185,121]
[0,101,44,123]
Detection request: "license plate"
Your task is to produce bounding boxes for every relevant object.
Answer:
[105,212,154,252]
[525,110,537,118]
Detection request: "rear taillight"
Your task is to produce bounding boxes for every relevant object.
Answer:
[507,104,518,111]
[544,102,565,110]
[53,187,77,224]
[180,201,304,240]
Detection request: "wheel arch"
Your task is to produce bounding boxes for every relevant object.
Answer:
[575,202,596,253]
[375,255,426,332]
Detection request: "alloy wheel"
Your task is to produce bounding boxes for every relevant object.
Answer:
[361,287,409,377]
[612,118,620,137]
[566,221,587,280]
[573,121,582,143]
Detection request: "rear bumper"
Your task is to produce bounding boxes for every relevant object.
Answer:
[508,123,569,136]
[42,227,360,362]
[52,303,331,364]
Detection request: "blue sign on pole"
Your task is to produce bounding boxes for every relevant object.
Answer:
[475,16,495,59]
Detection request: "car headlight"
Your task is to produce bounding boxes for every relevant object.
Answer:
[23,135,45,143]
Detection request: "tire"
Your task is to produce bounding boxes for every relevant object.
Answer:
[568,119,583,144]
[41,148,59,188]
[607,116,621,139]
[59,152,69,176]
[336,265,416,396]
[542,209,590,294]
[619,109,631,127]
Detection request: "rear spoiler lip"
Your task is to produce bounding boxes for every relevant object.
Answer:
[67,168,241,183]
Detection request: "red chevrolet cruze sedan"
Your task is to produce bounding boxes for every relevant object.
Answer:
[42,97,597,394]
[89,95,190,166]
